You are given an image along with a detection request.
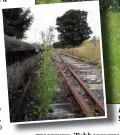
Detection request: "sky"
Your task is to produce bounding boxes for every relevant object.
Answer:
[23,1,101,43]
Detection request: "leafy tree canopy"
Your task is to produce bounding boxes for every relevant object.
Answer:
[3,8,33,39]
[56,9,92,47]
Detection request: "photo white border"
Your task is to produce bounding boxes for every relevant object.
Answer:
[2,1,107,125]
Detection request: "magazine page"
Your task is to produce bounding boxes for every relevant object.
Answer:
[0,0,119,134]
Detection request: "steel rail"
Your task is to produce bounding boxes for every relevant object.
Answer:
[61,52,82,61]
[59,55,105,115]
[53,59,95,117]
[60,52,97,65]
[51,56,77,69]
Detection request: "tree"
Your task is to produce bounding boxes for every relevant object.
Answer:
[56,9,92,47]
[3,8,33,39]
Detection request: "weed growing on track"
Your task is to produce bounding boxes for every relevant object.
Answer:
[34,46,58,118]
[101,11,120,103]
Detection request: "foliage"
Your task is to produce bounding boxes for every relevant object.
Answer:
[53,42,62,48]
[35,0,120,12]
[82,40,89,46]
[100,0,120,12]
[36,0,61,4]
[35,0,94,4]
[56,9,92,48]
[100,0,120,103]
[34,46,58,118]
[61,0,120,12]
[3,8,33,39]
[101,11,120,103]
[61,0,93,2]
[63,0,120,12]
[5,35,40,52]
[7,55,39,94]
[53,41,69,48]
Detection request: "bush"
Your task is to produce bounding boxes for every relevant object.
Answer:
[5,35,41,52]
[53,41,72,48]
[7,54,39,94]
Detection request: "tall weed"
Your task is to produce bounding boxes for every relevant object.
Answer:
[34,46,58,118]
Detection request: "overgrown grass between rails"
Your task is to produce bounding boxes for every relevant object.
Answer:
[34,46,58,118]
[57,41,101,66]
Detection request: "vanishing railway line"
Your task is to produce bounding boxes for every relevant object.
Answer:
[50,51,105,119]
[9,49,105,121]
[6,34,105,121]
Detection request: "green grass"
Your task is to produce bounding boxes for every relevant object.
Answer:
[101,11,120,103]
[34,46,58,118]
[36,0,61,4]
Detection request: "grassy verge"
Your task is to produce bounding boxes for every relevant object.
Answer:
[101,11,120,103]
[36,0,61,4]
[34,46,58,118]
[58,41,101,66]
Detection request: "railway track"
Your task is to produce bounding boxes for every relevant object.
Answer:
[50,51,105,119]
[11,50,105,121]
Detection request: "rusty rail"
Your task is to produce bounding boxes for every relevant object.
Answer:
[59,55,105,115]
[54,60,95,117]
[60,52,97,65]
[51,56,77,69]
[61,52,82,61]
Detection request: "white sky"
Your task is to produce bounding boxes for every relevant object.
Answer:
[23,1,101,43]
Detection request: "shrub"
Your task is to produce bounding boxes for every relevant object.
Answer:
[5,35,41,52]
[7,54,39,94]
